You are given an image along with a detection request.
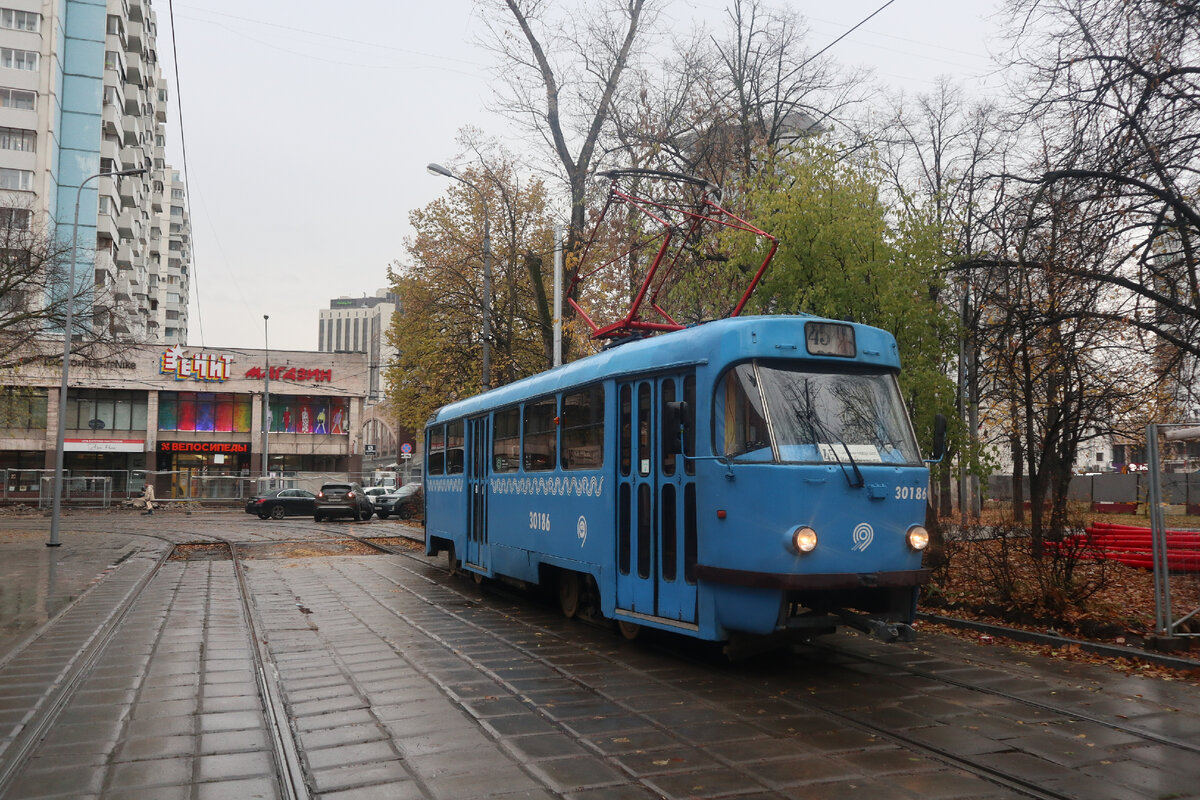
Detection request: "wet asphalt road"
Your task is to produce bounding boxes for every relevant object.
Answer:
[0,509,1198,800]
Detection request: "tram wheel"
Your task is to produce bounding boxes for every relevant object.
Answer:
[446,543,458,576]
[270,505,286,520]
[617,620,641,641]
[558,571,580,618]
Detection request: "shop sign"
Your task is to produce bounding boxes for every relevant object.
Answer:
[243,366,333,383]
[65,438,144,453]
[160,345,232,383]
[158,441,250,454]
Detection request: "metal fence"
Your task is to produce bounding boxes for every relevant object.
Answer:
[987,472,1200,511]
[37,476,112,509]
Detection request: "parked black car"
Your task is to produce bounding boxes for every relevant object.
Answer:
[370,483,422,520]
[244,488,317,520]
[314,482,373,522]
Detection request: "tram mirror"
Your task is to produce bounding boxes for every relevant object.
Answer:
[930,414,947,463]
[663,401,690,455]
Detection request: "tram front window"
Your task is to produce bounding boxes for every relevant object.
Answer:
[716,361,921,465]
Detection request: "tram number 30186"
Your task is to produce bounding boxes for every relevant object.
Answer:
[529,511,552,532]
[895,486,929,501]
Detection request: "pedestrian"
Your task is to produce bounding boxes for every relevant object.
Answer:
[140,481,156,515]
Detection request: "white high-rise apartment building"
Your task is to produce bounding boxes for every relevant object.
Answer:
[317,289,398,402]
[0,0,189,343]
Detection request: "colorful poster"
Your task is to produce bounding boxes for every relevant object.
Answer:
[195,400,214,432]
[331,401,345,434]
[215,400,233,432]
[158,400,177,431]
[233,401,252,433]
[299,400,312,434]
[178,398,196,431]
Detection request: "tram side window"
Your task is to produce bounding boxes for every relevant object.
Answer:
[716,364,772,461]
[561,386,604,470]
[493,408,520,473]
[445,420,465,474]
[523,398,557,472]
[620,385,632,476]
[427,425,445,476]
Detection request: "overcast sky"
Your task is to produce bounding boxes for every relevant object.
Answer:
[160,0,1003,352]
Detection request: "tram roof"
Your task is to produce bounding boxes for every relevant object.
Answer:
[428,315,900,425]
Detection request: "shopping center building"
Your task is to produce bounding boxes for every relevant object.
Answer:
[1,342,370,501]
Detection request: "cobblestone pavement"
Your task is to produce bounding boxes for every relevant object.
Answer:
[0,510,1198,800]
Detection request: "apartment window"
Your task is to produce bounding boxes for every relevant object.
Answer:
[0,126,34,152]
[167,292,180,304]
[0,87,34,110]
[0,9,40,32]
[171,187,183,199]
[104,50,119,69]
[103,86,118,106]
[0,207,30,229]
[0,168,32,191]
[0,48,37,71]
[168,240,180,251]
[170,205,182,217]
[98,197,111,215]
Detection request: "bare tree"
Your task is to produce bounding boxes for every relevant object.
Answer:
[0,207,129,372]
[480,0,656,254]
[1002,0,1200,364]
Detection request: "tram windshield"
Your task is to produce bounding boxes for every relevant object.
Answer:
[715,361,922,465]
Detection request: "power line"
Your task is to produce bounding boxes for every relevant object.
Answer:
[166,0,203,348]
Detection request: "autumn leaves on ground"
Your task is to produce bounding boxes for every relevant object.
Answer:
[923,508,1200,680]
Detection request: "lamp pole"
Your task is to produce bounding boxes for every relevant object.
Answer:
[262,314,270,481]
[49,166,147,547]
[426,162,491,392]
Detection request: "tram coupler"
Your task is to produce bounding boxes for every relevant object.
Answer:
[836,610,916,643]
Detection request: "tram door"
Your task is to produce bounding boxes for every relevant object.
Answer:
[465,415,490,572]
[615,374,697,624]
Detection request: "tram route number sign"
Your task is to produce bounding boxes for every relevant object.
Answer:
[365,444,377,455]
[805,321,856,358]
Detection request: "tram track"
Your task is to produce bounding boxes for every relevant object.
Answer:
[0,545,173,797]
[3,513,1192,798]
[317,541,1191,800]
[0,522,331,800]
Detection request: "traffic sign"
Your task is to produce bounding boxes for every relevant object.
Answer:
[401,443,413,454]
[365,443,377,454]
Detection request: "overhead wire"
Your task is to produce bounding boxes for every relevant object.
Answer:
[165,0,203,347]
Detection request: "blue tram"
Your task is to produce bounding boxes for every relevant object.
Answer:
[423,314,942,645]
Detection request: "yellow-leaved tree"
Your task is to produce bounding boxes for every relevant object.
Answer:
[384,163,557,434]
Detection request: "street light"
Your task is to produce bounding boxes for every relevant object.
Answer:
[427,162,491,392]
[262,314,270,481]
[49,165,148,547]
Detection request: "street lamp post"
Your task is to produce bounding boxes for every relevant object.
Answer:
[49,166,147,547]
[262,314,270,481]
[426,162,491,392]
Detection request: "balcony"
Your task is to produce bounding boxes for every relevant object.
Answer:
[116,208,135,237]
[123,82,144,116]
[125,52,143,85]
[96,211,118,242]
[127,20,144,54]
[102,104,120,138]
[115,243,135,268]
[115,275,132,301]
[121,115,143,148]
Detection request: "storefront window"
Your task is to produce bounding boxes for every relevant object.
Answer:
[159,392,252,433]
[0,388,47,429]
[267,395,346,435]
[66,390,147,431]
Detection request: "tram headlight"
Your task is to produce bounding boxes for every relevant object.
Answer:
[789,526,818,554]
[906,525,930,551]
